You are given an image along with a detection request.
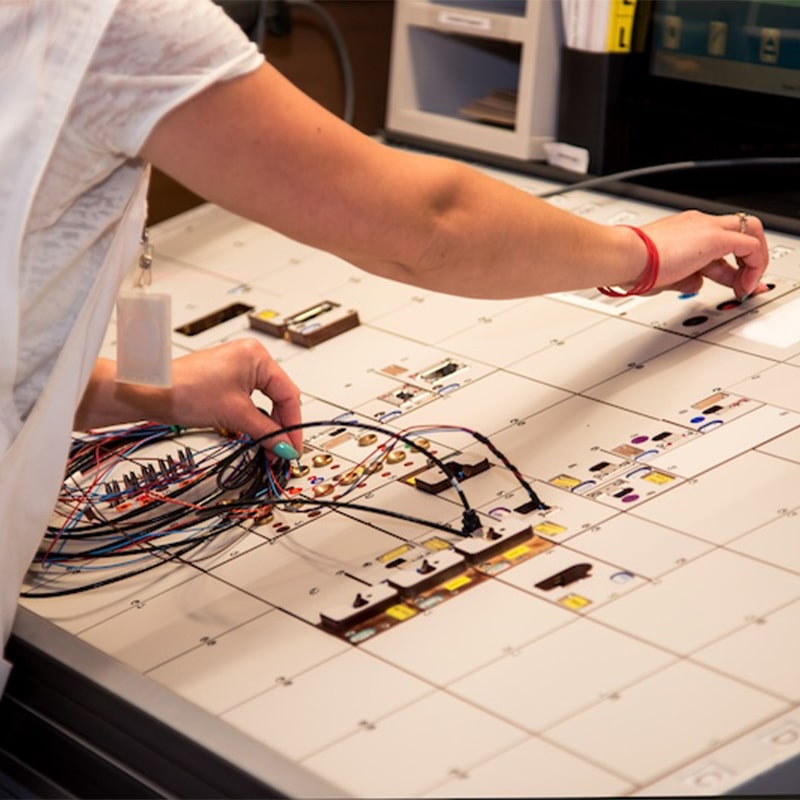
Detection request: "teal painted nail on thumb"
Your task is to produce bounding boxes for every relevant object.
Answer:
[272,441,299,460]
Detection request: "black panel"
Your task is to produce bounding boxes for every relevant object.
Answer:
[0,636,284,799]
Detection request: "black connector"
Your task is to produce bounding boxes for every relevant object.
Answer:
[514,496,550,514]
[460,509,482,536]
[536,563,592,591]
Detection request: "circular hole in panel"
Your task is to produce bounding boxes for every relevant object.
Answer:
[678,292,698,300]
[690,415,705,424]
[717,300,741,311]
[631,435,649,444]
[682,315,708,327]
[621,494,639,503]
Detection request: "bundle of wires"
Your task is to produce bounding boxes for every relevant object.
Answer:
[23,422,289,597]
[225,419,548,531]
[24,418,548,598]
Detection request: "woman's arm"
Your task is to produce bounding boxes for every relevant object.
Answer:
[139,62,769,300]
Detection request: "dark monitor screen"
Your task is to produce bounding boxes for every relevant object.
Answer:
[650,0,800,100]
[602,0,800,228]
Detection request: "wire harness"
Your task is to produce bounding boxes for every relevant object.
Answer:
[24,418,549,597]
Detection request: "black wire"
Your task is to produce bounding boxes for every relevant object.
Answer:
[36,425,275,572]
[21,536,211,598]
[28,418,549,596]
[470,431,548,511]
[229,419,476,514]
[49,427,272,538]
[535,156,800,199]
[197,494,464,537]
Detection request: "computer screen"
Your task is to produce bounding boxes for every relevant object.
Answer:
[567,0,800,228]
[650,0,800,100]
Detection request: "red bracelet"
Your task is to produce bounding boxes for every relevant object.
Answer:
[598,226,660,297]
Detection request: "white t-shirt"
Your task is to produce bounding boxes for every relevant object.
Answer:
[0,0,263,692]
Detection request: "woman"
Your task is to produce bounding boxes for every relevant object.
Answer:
[0,0,769,691]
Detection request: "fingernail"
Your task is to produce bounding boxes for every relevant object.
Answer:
[739,293,751,302]
[272,441,299,460]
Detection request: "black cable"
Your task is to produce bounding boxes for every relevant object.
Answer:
[233,419,476,517]
[536,156,800,199]
[290,0,354,125]
[21,536,213,598]
[198,494,464,537]
[33,424,278,578]
[27,417,549,596]
[471,431,548,511]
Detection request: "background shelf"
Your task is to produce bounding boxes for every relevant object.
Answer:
[386,0,562,161]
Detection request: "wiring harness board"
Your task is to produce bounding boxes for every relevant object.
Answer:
[20,167,800,798]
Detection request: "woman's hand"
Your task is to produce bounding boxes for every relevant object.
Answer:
[641,210,770,299]
[167,338,303,455]
[75,339,303,456]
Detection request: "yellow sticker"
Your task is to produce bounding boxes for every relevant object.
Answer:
[378,544,412,563]
[442,574,471,592]
[422,536,452,552]
[255,309,279,321]
[385,604,417,621]
[534,521,567,536]
[550,474,581,489]
[642,471,674,485]
[560,594,591,610]
[502,544,531,561]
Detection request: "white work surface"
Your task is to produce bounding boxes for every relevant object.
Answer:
[17,164,800,797]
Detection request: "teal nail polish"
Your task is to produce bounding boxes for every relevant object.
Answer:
[272,441,299,460]
[740,293,751,302]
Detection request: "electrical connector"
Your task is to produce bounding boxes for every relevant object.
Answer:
[461,508,482,536]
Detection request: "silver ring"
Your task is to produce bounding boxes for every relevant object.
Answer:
[737,211,748,233]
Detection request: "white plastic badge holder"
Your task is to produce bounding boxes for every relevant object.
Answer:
[116,290,173,387]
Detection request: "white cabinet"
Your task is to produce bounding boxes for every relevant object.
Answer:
[386,0,563,161]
